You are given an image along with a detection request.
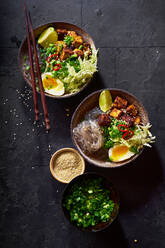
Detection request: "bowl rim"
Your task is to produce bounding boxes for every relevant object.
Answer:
[71,88,149,168]
[18,21,96,99]
[61,172,120,232]
[49,147,85,183]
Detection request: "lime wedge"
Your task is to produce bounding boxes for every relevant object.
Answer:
[99,90,112,112]
[38,27,58,48]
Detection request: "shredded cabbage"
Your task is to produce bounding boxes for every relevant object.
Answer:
[63,48,98,93]
[119,123,155,150]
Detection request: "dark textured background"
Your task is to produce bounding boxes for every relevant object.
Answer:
[0,1,165,247]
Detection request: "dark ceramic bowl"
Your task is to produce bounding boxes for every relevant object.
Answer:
[18,22,96,99]
[71,88,149,168]
[62,173,120,232]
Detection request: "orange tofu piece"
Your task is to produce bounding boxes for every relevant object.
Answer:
[57,28,67,34]
[56,29,68,40]
[126,104,138,116]
[83,42,91,56]
[67,31,77,39]
[134,116,141,125]
[56,41,66,54]
[72,35,83,48]
[110,108,123,119]
[60,48,73,61]
[73,49,84,57]
[113,96,128,109]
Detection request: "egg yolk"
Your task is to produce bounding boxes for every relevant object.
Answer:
[43,76,58,89]
[112,145,129,161]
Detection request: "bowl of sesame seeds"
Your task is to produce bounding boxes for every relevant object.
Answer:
[50,147,85,183]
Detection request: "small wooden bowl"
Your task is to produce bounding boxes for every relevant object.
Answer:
[62,173,120,232]
[50,148,85,183]
[18,22,96,99]
[71,88,149,168]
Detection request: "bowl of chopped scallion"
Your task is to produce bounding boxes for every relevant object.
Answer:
[62,173,120,231]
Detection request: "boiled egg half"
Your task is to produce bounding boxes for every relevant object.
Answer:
[108,144,135,162]
[41,72,64,96]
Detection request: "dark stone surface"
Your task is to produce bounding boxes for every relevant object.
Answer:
[0,0,165,247]
[82,0,165,47]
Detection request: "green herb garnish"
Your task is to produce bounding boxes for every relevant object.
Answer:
[79,45,83,50]
[25,65,30,71]
[130,146,139,154]
[101,118,129,149]
[58,43,63,54]
[64,35,74,46]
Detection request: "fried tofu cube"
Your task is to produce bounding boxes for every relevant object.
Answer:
[83,43,91,56]
[67,31,83,48]
[110,108,123,119]
[73,49,84,57]
[60,48,73,61]
[134,116,141,125]
[72,35,83,48]
[57,29,68,40]
[56,41,66,55]
[126,104,138,116]
[121,114,133,127]
[113,96,128,109]
[98,114,111,126]
[67,31,77,39]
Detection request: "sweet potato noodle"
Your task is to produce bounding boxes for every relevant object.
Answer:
[73,120,103,153]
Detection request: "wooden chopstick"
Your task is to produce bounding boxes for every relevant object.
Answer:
[24,2,39,121]
[24,1,50,131]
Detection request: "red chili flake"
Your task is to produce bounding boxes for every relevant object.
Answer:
[47,53,58,63]
[122,130,134,140]
[53,63,61,71]
[117,124,129,132]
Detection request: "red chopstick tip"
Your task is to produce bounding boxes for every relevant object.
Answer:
[24,1,26,10]
[46,124,51,131]
[35,112,39,121]
[45,118,50,131]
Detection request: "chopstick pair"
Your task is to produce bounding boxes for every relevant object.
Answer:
[24,1,50,131]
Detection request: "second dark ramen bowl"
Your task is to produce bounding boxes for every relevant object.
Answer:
[71,88,149,168]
